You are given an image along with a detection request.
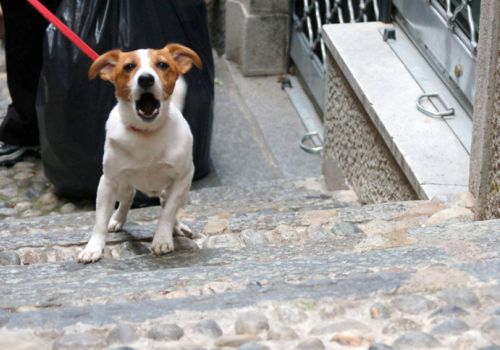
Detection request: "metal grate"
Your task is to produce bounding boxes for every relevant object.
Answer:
[293,0,381,68]
[434,0,479,54]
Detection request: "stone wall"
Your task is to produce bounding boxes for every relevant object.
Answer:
[323,53,417,203]
[470,0,500,219]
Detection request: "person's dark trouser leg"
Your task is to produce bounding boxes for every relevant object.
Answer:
[0,0,61,146]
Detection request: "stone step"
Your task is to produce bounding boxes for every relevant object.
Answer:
[0,199,436,264]
[0,218,499,349]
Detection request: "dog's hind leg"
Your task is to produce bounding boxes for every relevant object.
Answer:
[78,175,117,263]
[108,185,135,232]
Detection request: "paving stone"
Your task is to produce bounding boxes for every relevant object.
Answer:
[146,323,184,341]
[194,319,223,338]
[478,346,500,350]
[107,324,139,344]
[391,295,437,315]
[454,330,491,350]
[438,288,480,308]
[430,318,470,335]
[239,342,270,350]
[0,207,16,216]
[0,251,20,266]
[173,236,199,251]
[235,311,269,335]
[426,207,474,225]
[295,338,325,350]
[392,331,441,349]
[481,316,500,344]
[52,333,107,350]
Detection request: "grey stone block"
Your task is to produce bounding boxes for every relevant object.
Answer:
[225,0,289,76]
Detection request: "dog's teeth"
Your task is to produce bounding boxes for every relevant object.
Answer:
[153,108,159,115]
[138,110,145,117]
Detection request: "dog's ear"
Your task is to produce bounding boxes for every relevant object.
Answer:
[88,50,121,81]
[165,44,202,74]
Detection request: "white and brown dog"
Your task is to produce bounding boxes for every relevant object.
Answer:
[78,44,202,263]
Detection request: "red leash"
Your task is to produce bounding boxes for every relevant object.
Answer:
[26,0,99,61]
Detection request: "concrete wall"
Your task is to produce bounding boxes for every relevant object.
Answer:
[470,0,500,219]
[224,0,289,76]
[323,53,417,203]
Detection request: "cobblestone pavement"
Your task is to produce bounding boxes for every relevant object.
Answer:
[0,176,499,350]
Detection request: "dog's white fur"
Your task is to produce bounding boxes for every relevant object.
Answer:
[78,46,198,263]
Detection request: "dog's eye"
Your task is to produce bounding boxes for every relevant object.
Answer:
[157,61,169,70]
[123,63,136,72]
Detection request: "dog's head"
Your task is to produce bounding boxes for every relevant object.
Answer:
[89,44,202,126]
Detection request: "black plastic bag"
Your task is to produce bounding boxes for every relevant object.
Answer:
[37,0,214,198]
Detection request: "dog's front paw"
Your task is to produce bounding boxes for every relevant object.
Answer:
[108,218,124,232]
[151,236,174,255]
[78,239,105,263]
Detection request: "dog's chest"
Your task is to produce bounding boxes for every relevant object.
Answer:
[124,164,175,196]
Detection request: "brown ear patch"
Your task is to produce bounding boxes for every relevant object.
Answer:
[165,44,202,75]
[88,50,121,81]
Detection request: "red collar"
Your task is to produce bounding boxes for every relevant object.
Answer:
[127,125,153,134]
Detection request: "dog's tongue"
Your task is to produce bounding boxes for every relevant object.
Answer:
[136,93,160,117]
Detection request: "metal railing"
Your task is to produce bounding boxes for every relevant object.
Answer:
[293,0,383,68]
[435,0,479,54]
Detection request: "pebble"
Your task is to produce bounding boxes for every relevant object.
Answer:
[239,343,270,350]
[235,311,269,335]
[275,304,307,324]
[438,288,480,308]
[481,316,500,344]
[267,325,299,340]
[0,207,16,217]
[392,331,441,349]
[426,207,474,225]
[370,302,394,319]
[320,304,346,319]
[52,333,107,350]
[369,344,394,350]
[478,346,500,350]
[430,305,469,318]
[294,338,325,350]
[194,319,223,338]
[215,335,260,347]
[14,201,32,213]
[146,323,184,341]
[331,331,372,347]
[0,185,17,198]
[310,319,371,335]
[431,318,470,335]
[59,203,76,214]
[174,236,199,251]
[121,241,150,256]
[107,324,139,344]
[391,295,436,314]
[382,318,421,334]
[0,251,21,265]
[38,191,58,206]
[21,209,43,218]
[240,229,269,246]
[330,222,362,236]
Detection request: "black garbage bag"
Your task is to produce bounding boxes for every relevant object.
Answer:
[36,0,214,198]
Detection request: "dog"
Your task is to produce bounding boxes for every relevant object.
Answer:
[78,43,202,263]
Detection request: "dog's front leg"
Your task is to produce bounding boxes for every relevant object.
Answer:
[152,170,193,255]
[78,175,117,263]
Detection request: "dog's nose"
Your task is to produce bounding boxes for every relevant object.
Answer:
[138,74,155,89]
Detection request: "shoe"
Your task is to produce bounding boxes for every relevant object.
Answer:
[0,142,39,167]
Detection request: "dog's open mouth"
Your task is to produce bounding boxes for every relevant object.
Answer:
[135,93,160,120]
